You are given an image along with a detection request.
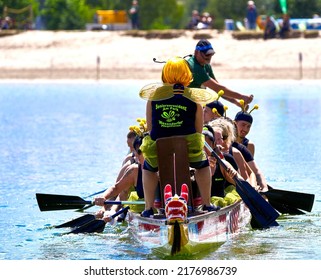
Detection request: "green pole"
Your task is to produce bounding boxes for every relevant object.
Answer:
[279,0,287,14]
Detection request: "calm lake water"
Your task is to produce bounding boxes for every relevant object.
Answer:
[1,79,321,261]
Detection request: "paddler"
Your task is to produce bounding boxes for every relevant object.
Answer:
[94,135,146,222]
[234,100,259,156]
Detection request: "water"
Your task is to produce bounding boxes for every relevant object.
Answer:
[1,79,321,261]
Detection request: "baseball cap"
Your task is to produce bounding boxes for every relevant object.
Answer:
[195,39,215,56]
[234,111,253,124]
[206,100,225,117]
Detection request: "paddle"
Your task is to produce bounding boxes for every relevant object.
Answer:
[204,142,279,229]
[55,214,95,228]
[84,188,107,199]
[75,188,109,212]
[261,185,314,213]
[266,200,305,215]
[67,206,130,234]
[36,193,145,211]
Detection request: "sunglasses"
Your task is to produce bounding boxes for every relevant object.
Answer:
[222,135,228,141]
[201,52,215,58]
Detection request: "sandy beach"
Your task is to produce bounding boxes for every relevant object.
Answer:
[0,30,320,80]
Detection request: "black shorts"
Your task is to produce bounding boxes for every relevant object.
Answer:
[143,158,209,172]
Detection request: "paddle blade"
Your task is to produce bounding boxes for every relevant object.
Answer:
[55,214,96,228]
[36,193,92,211]
[267,200,305,215]
[264,186,315,212]
[235,179,279,229]
[67,206,130,234]
[68,220,106,234]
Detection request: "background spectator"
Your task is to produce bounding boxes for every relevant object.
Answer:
[264,16,276,40]
[1,16,12,30]
[279,14,291,39]
[187,10,200,29]
[197,12,213,29]
[129,0,139,29]
[246,1,257,30]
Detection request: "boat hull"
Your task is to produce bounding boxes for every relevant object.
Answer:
[128,200,251,256]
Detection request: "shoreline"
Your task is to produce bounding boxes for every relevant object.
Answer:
[1,30,321,80]
[0,67,317,80]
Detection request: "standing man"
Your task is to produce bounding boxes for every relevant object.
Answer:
[129,0,139,29]
[186,39,254,108]
[246,1,257,30]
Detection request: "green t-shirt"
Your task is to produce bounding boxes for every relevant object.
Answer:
[187,56,216,88]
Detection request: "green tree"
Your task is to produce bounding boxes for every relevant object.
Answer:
[1,0,37,12]
[138,0,184,29]
[286,0,320,18]
[41,0,90,30]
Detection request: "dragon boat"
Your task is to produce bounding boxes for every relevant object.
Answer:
[127,136,251,256]
[128,198,250,256]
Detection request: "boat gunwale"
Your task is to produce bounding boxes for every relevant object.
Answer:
[129,199,245,226]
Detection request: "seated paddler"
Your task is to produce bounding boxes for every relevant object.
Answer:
[94,134,146,222]
[139,56,220,218]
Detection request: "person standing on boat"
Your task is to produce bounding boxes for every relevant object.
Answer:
[94,135,146,222]
[186,39,254,109]
[139,56,219,217]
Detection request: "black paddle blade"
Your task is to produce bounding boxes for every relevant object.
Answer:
[235,179,279,229]
[263,186,315,212]
[55,214,96,228]
[36,193,92,211]
[67,206,130,234]
[268,200,305,215]
[68,220,106,234]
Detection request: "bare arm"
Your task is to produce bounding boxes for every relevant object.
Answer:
[232,148,251,180]
[247,160,268,192]
[203,78,254,105]
[94,165,138,205]
[220,159,243,185]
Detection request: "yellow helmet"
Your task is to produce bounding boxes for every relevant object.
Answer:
[161,57,193,87]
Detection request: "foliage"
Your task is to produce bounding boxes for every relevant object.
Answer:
[1,0,37,11]
[41,0,90,30]
[1,0,321,30]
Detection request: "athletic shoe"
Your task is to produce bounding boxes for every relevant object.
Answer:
[141,208,154,218]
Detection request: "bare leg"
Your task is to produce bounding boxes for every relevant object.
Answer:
[194,166,211,206]
[142,169,159,210]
